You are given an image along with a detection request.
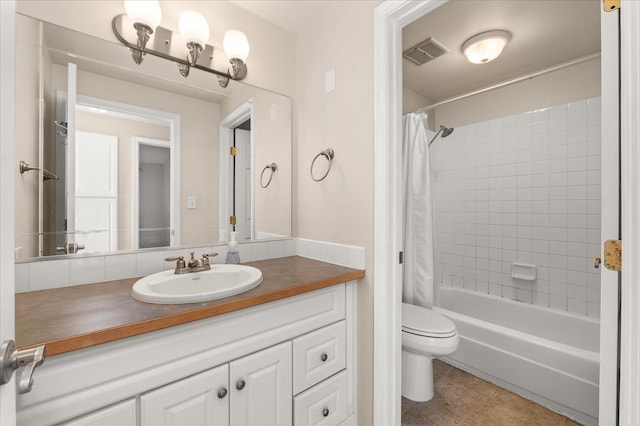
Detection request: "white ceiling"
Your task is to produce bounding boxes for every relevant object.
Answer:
[228,0,335,34]
[403,0,601,104]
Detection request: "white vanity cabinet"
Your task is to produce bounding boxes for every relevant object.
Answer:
[140,364,230,426]
[60,399,137,426]
[18,282,358,426]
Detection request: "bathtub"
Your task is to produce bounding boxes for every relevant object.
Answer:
[434,287,599,426]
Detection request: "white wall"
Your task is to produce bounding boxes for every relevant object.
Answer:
[433,57,601,128]
[432,97,602,317]
[295,2,380,424]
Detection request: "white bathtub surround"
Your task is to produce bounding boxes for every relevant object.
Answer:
[437,286,599,425]
[432,97,602,317]
[402,112,435,308]
[15,238,363,292]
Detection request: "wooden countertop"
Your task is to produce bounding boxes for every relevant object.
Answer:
[15,256,365,357]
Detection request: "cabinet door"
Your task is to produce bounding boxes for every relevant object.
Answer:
[60,399,136,426]
[230,341,292,426]
[141,364,229,426]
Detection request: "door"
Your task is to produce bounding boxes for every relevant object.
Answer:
[234,127,252,241]
[598,5,620,424]
[230,341,292,426]
[0,1,16,424]
[65,63,77,249]
[141,364,229,425]
[74,131,118,253]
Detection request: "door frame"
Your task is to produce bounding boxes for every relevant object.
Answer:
[372,0,639,424]
[218,99,254,242]
[0,0,16,423]
[132,136,172,249]
[74,95,181,248]
[619,2,640,424]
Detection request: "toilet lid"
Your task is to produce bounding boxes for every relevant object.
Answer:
[402,303,457,338]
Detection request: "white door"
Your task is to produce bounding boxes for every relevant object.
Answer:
[235,128,252,241]
[65,63,77,247]
[598,6,620,424]
[141,364,229,425]
[0,1,16,424]
[74,131,118,253]
[230,341,292,426]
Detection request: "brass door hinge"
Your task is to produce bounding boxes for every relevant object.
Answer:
[604,239,622,271]
[229,215,237,225]
[603,0,620,11]
[230,146,237,156]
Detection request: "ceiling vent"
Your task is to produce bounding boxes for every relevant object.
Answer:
[403,37,449,66]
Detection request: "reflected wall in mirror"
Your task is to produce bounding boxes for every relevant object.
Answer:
[15,14,292,261]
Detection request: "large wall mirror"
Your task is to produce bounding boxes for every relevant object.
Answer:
[15,14,292,261]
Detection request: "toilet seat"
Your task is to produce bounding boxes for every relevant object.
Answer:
[402,303,457,338]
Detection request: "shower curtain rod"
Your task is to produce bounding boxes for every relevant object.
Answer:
[415,52,601,113]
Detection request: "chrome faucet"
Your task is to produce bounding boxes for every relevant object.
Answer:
[165,252,218,274]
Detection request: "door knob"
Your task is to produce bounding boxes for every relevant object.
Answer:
[0,340,45,393]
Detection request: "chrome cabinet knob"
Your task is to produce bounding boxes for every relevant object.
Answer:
[236,379,246,390]
[321,353,328,362]
[322,408,330,417]
[217,387,228,399]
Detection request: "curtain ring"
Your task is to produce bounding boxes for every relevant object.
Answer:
[260,163,277,188]
[310,148,334,182]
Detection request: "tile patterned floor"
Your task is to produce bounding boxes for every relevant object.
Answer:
[402,360,582,426]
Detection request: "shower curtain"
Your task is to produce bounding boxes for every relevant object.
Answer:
[402,112,434,309]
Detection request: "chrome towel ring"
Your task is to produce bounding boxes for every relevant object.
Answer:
[310,148,334,182]
[260,163,277,188]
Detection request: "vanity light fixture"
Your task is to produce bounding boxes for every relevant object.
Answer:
[114,2,251,87]
[123,0,162,65]
[177,10,209,77]
[461,30,511,64]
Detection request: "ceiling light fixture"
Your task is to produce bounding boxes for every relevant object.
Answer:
[461,30,511,64]
[114,1,250,88]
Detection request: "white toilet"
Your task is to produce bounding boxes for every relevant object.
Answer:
[401,303,459,402]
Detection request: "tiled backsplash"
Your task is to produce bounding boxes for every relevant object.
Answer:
[15,238,365,293]
[431,97,601,317]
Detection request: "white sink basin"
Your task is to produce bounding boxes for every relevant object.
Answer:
[132,264,263,304]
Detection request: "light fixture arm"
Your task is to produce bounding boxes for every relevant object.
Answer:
[112,15,243,86]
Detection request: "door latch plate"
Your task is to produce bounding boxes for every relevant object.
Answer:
[604,239,622,271]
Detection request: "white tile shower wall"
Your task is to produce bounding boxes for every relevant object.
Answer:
[15,238,362,292]
[432,97,601,317]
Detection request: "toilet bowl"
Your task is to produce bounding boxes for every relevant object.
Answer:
[402,303,459,402]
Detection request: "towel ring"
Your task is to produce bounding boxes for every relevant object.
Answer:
[260,163,277,188]
[310,148,334,182]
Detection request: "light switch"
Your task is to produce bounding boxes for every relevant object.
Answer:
[325,68,336,93]
[187,196,197,209]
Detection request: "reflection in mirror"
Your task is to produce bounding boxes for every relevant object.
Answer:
[14,14,291,261]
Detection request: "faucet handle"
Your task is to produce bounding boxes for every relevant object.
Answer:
[165,256,184,262]
[202,252,218,258]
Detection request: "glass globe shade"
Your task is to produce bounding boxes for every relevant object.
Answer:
[223,30,250,62]
[124,0,162,29]
[179,10,210,47]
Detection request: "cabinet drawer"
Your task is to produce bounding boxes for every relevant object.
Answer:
[293,321,346,394]
[293,370,348,426]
